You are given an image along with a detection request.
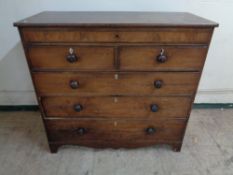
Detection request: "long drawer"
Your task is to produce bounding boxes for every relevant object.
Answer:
[45,119,186,143]
[42,96,191,119]
[33,72,200,96]
[22,27,212,44]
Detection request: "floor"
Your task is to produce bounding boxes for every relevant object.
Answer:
[0,109,233,175]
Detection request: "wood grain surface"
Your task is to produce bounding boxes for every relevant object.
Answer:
[33,72,200,96]
[14,11,218,152]
[42,96,191,119]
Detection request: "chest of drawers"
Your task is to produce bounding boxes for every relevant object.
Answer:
[14,11,218,153]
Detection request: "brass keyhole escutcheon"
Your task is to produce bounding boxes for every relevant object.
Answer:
[114,97,118,103]
[114,74,119,80]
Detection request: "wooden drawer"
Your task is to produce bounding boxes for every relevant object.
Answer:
[28,46,115,70]
[45,119,186,143]
[33,72,200,96]
[22,28,212,44]
[119,46,208,71]
[42,96,191,119]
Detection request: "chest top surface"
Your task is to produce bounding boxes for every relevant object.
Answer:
[14,11,218,27]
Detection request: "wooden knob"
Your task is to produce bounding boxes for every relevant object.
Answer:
[151,104,159,112]
[70,80,79,89]
[66,48,78,63]
[145,127,156,134]
[154,80,163,88]
[156,49,167,63]
[76,128,86,135]
[74,104,83,112]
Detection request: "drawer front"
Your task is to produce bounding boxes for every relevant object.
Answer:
[42,96,191,119]
[45,119,186,142]
[33,72,200,96]
[28,46,115,70]
[22,28,212,44]
[120,46,208,71]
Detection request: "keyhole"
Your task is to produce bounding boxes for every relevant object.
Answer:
[114,97,118,103]
[69,48,74,54]
[115,34,120,39]
[114,74,119,80]
[160,48,164,55]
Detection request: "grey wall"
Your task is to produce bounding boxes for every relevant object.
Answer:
[0,0,233,105]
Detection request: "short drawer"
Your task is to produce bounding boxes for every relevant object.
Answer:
[119,46,208,71]
[22,27,212,44]
[33,72,200,96]
[42,96,191,119]
[45,119,186,142]
[28,46,115,70]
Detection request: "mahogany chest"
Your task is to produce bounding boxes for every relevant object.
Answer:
[14,12,218,153]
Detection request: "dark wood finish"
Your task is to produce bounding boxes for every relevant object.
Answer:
[14,11,218,153]
[119,46,208,71]
[28,46,115,70]
[33,72,200,96]
[48,143,60,153]
[28,45,208,71]
[14,11,218,27]
[42,96,191,119]
[21,27,213,44]
[172,142,183,152]
[45,119,186,142]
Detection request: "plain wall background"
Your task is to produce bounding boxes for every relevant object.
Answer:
[0,0,232,105]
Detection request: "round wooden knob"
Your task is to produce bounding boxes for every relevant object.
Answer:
[145,127,156,134]
[66,48,78,63]
[151,104,159,112]
[157,55,167,63]
[156,49,167,63]
[154,80,163,88]
[76,128,86,135]
[74,104,83,112]
[70,80,79,89]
